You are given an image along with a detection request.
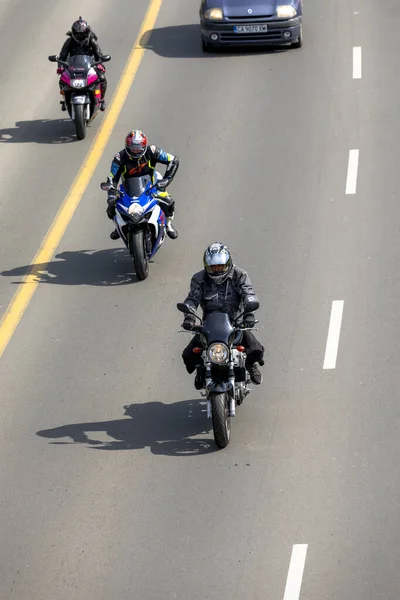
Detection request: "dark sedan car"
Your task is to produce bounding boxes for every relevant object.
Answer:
[199,0,303,51]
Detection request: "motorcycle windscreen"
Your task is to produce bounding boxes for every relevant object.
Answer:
[67,55,92,70]
[202,312,235,345]
[124,177,148,198]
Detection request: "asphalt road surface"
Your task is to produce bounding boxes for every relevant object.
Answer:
[1,0,399,598]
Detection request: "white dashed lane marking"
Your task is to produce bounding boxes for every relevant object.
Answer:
[323,301,344,370]
[345,149,359,195]
[283,544,308,600]
[353,47,362,79]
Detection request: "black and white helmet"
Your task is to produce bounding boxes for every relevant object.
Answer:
[203,242,233,285]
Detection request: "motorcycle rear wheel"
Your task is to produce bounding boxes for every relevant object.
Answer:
[130,230,149,280]
[74,104,86,140]
[211,392,231,448]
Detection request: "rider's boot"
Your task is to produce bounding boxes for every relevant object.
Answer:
[248,363,263,385]
[166,217,178,240]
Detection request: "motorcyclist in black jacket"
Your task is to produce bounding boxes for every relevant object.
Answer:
[57,17,108,111]
[181,242,265,390]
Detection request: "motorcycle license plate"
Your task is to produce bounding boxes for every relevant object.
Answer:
[72,79,86,88]
[234,24,268,33]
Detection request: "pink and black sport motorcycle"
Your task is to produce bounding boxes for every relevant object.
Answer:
[48,53,111,140]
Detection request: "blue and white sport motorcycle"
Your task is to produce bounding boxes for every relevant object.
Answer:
[100,174,169,280]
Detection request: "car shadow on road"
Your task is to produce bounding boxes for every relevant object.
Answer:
[0,119,78,144]
[1,248,139,286]
[140,23,286,59]
[36,400,216,456]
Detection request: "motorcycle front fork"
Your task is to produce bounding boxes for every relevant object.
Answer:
[145,230,152,257]
[205,360,236,418]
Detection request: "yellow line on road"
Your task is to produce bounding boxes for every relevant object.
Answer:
[0,0,163,359]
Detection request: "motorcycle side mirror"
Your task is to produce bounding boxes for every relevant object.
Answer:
[177,303,202,322]
[48,55,58,62]
[177,302,192,314]
[100,181,112,191]
[102,55,111,62]
[244,299,259,313]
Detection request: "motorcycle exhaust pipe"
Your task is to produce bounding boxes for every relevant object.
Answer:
[228,374,236,417]
[230,397,236,417]
[207,399,212,419]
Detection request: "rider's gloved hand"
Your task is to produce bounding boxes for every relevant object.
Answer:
[157,178,170,189]
[56,67,64,75]
[182,314,196,331]
[243,313,256,328]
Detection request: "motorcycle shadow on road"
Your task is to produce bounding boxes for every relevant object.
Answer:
[1,249,140,287]
[140,23,286,59]
[36,400,216,456]
[0,119,77,144]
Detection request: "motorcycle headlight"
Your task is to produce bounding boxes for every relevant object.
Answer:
[207,343,229,364]
[72,78,86,88]
[128,203,144,221]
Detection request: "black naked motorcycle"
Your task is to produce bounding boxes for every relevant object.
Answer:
[177,299,259,449]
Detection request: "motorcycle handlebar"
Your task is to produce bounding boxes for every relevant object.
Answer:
[55,59,69,68]
[50,56,110,69]
[179,324,258,334]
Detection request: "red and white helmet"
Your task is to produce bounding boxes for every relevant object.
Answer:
[125,130,148,160]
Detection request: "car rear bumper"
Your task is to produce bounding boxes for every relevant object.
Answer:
[201,16,301,46]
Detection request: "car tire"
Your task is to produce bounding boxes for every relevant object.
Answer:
[292,24,303,49]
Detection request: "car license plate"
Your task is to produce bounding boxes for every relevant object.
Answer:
[234,24,268,33]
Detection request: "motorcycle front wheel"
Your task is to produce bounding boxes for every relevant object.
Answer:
[74,104,86,140]
[129,230,149,280]
[211,392,231,448]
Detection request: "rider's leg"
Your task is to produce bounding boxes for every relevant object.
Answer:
[157,193,178,240]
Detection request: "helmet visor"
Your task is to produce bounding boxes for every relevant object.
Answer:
[73,31,89,42]
[126,145,146,159]
[205,263,229,276]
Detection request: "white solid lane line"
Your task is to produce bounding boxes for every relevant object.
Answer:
[353,46,362,79]
[283,544,308,600]
[345,149,359,195]
[323,301,344,370]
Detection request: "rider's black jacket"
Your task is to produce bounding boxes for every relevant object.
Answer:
[183,267,259,323]
[59,32,102,62]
